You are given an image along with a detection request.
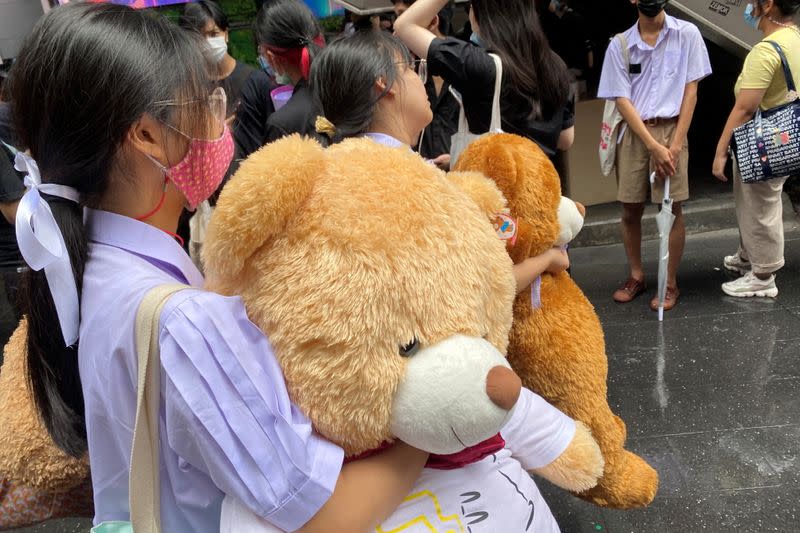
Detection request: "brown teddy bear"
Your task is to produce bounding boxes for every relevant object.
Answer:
[455,133,659,509]
[0,321,93,528]
[203,135,605,531]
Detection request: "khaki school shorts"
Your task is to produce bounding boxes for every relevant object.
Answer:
[615,121,689,204]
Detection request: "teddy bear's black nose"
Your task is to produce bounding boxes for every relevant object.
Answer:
[486,366,522,410]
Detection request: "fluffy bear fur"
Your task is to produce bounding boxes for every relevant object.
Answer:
[455,133,659,509]
[0,320,89,492]
[204,136,604,498]
[204,136,517,456]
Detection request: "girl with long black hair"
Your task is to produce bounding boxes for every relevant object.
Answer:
[395,0,575,157]
[9,3,425,531]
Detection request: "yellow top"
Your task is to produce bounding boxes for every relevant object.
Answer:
[735,27,800,110]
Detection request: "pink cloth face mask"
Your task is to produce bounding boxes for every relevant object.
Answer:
[147,86,234,210]
[148,126,234,210]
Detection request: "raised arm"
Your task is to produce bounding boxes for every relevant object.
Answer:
[394,0,450,59]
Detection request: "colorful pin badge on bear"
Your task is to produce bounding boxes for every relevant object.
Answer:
[492,213,518,246]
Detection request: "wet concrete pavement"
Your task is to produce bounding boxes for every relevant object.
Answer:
[8,225,800,532]
[539,225,800,532]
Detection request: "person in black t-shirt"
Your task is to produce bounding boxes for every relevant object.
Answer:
[230,70,276,169]
[396,0,575,159]
[392,0,459,169]
[179,0,254,123]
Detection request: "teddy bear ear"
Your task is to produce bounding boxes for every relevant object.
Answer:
[453,133,524,203]
[447,170,508,216]
[202,135,324,284]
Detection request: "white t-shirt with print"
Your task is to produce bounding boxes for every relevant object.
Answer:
[221,388,576,533]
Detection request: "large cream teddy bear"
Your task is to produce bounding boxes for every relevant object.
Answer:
[202,135,604,532]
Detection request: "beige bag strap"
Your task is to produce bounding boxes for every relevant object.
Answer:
[129,283,189,533]
[616,33,629,70]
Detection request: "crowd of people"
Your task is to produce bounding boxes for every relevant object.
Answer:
[0,0,797,531]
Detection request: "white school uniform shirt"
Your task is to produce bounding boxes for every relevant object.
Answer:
[598,14,712,121]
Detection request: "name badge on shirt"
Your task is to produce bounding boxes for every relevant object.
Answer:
[629,64,642,75]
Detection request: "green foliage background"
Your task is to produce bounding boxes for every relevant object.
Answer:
[155,1,260,66]
[153,1,344,67]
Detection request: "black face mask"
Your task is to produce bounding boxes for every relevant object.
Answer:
[637,0,669,18]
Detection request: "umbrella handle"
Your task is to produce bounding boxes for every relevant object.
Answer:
[649,172,672,202]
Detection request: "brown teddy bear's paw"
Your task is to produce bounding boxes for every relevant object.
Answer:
[577,450,659,509]
[532,421,604,492]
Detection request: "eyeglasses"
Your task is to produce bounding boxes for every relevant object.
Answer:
[397,59,428,85]
[153,86,228,140]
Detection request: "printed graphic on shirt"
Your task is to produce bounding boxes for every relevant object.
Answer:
[374,452,554,533]
[376,490,467,533]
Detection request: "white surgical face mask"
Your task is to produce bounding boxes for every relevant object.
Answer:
[205,36,228,64]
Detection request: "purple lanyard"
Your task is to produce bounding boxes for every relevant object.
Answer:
[531,245,569,309]
[531,276,542,310]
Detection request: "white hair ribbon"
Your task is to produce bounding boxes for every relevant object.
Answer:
[14,151,81,347]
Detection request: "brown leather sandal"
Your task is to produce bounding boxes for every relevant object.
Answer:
[612,277,647,303]
[650,287,680,311]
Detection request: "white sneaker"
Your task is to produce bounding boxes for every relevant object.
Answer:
[721,271,778,298]
[723,252,751,275]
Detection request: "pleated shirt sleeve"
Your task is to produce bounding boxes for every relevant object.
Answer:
[158,290,344,532]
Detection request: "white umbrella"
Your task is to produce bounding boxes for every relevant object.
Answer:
[651,172,675,322]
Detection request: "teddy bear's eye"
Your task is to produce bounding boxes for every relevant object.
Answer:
[399,338,420,358]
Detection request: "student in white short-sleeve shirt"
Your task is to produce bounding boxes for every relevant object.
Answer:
[597,0,711,312]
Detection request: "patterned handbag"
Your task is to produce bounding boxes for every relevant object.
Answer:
[0,477,93,530]
[0,321,93,530]
[732,40,800,183]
